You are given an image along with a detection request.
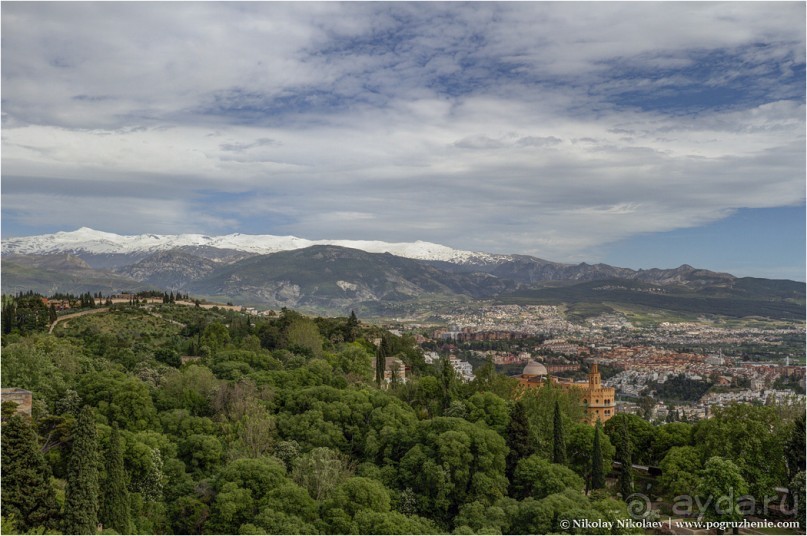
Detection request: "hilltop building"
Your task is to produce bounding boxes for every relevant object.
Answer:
[516,362,616,425]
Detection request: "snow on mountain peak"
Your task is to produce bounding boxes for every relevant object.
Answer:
[2,228,498,264]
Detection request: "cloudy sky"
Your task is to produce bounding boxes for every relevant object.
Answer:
[2,2,805,280]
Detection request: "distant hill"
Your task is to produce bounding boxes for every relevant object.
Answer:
[114,250,222,290]
[2,253,145,295]
[185,245,515,311]
[498,278,805,320]
[2,228,804,320]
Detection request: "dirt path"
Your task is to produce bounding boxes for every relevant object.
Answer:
[49,307,110,333]
[148,311,187,328]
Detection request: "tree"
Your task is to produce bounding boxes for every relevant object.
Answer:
[697,457,749,527]
[354,510,441,534]
[512,455,584,500]
[659,446,702,499]
[520,384,585,457]
[292,447,353,501]
[553,400,567,465]
[101,425,133,534]
[466,391,509,434]
[78,368,159,430]
[285,318,323,357]
[651,422,692,463]
[0,414,60,532]
[200,322,231,356]
[396,418,509,525]
[692,404,789,500]
[566,421,616,482]
[591,420,606,491]
[63,406,101,535]
[375,340,387,387]
[470,357,518,400]
[788,470,806,530]
[617,416,634,499]
[344,310,360,343]
[604,413,657,465]
[505,400,535,481]
[437,356,459,411]
[785,413,806,481]
[321,476,393,533]
[232,400,276,459]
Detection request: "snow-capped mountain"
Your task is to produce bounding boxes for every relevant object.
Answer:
[1,227,506,265]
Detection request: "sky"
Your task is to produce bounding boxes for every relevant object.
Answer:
[2,2,805,280]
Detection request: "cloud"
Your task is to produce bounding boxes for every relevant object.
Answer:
[1,2,804,267]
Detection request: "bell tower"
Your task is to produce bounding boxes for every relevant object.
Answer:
[588,363,601,387]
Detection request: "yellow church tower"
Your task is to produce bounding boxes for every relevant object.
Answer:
[581,364,616,424]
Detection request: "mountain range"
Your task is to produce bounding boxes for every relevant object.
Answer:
[2,228,804,319]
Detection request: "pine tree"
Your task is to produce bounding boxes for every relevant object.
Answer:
[0,414,60,532]
[591,419,606,491]
[617,417,634,498]
[505,400,535,480]
[100,425,132,534]
[63,406,101,535]
[553,400,567,465]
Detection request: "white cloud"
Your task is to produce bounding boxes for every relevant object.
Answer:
[1,2,804,266]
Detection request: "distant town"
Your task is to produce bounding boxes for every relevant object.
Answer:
[381,304,805,423]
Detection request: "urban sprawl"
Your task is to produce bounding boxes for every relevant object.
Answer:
[385,305,805,422]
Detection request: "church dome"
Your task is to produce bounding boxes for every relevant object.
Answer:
[523,361,547,377]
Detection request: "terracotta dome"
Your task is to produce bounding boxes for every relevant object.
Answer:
[522,360,547,377]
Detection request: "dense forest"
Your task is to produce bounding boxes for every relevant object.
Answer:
[1,293,804,534]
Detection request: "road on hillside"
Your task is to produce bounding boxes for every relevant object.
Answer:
[48,308,109,333]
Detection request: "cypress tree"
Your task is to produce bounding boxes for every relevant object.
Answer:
[553,400,567,465]
[0,414,60,532]
[345,310,360,342]
[438,355,458,410]
[63,406,101,535]
[591,419,606,490]
[100,425,132,534]
[505,400,535,481]
[617,417,634,498]
[375,339,387,387]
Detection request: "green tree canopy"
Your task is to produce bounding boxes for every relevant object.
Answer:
[693,404,789,499]
[395,417,509,524]
[78,368,158,431]
[512,455,585,500]
[0,414,60,532]
[659,446,702,499]
[465,391,510,434]
[697,457,749,525]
